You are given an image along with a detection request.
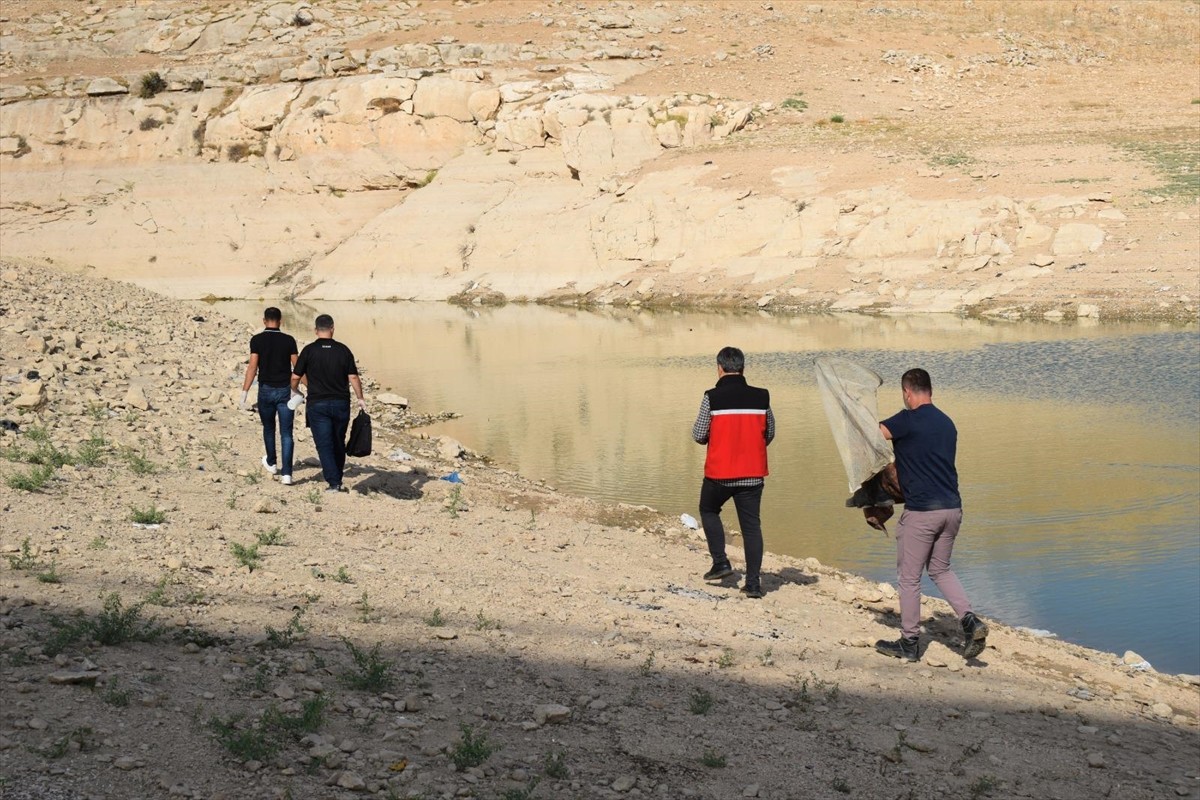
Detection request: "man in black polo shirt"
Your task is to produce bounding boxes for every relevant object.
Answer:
[241,307,299,485]
[290,314,366,493]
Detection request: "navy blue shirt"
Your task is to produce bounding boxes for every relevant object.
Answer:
[882,403,961,512]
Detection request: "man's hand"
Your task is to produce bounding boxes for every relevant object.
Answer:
[239,390,249,410]
[357,398,367,414]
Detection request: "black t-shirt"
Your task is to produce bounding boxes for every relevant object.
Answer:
[881,403,961,512]
[293,338,359,403]
[249,328,298,388]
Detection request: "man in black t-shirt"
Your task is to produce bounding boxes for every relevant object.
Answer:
[241,307,299,484]
[874,368,988,663]
[290,314,366,493]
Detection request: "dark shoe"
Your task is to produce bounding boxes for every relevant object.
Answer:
[740,581,764,599]
[961,612,989,659]
[875,636,920,662]
[703,561,734,581]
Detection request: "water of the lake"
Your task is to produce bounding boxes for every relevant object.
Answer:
[218,301,1200,675]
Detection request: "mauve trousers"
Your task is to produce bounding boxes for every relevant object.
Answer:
[895,508,972,639]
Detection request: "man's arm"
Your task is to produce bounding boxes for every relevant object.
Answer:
[879,423,893,441]
[239,353,259,408]
[349,374,366,412]
[765,407,776,446]
[691,394,711,444]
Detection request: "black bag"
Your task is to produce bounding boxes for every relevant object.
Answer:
[346,410,372,458]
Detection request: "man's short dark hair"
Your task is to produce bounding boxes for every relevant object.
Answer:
[263,307,282,323]
[314,314,334,331]
[716,346,745,373]
[902,368,932,394]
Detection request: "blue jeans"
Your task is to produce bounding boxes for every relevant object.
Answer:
[257,385,294,477]
[307,399,350,488]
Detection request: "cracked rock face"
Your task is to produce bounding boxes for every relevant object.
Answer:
[0,1,1196,320]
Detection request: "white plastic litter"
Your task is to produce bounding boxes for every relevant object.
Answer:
[680,513,700,530]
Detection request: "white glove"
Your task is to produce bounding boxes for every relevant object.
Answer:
[239,390,249,410]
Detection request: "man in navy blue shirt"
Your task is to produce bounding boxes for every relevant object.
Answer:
[874,368,988,662]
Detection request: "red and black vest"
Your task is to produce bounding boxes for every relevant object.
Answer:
[704,374,770,480]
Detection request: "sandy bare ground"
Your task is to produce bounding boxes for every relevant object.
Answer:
[1,261,1197,800]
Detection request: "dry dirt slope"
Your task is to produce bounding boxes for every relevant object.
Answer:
[0,262,1198,800]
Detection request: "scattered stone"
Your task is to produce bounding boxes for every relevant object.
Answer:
[534,703,571,725]
[612,775,637,792]
[48,670,101,686]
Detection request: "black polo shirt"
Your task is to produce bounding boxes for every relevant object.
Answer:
[293,338,359,403]
[249,328,298,388]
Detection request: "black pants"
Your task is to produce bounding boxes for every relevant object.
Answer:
[699,478,764,582]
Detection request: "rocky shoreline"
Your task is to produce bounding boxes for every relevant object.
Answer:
[2,261,1198,800]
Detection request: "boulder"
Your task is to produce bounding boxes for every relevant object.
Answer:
[1052,223,1104,256]
[413,77,476,122]
[467,88,501,122]
[86,78,128,96]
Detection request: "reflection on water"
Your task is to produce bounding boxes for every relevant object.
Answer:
[218,301,1200,674]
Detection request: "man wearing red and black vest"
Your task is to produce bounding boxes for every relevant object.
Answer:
[692,347,775,598]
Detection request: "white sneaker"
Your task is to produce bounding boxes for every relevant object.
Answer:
[261,456,277,475]
[280,475,293,486]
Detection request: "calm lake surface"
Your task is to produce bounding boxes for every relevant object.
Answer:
[219,302,1200,674]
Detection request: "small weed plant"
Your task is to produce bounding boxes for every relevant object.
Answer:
[256,527,286,546]
[717,648,736,669]
[341,638,394,692]
[45,592,160,655]
[543,748,569,779]
[689,688,715,715]
[474,611,501,631]
[230,541,262,572]
[423,608,445,627]
[121,448,157,475]
[500,779,540,800]
[74,434,107,467]
[449,724,495,771]
[700,749,726,768]
[36,562,62,584]
[263,604,308,649]
[129,504,166,525]
[780,92,808,111]
[100,678,132,707]
[332,566,353,584]
[446,484,463,518]
[6,463,54,491]
[355,592,380,624]
[41,726,95,759]
[7,538,43,571]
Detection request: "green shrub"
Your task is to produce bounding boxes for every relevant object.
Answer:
[230,541,262,571]
[138,72,167,99]
[449,724,495,771]
[129,504,166,525]
[340,638,394,692]
[45,593,160,655]
[6,464,54,491]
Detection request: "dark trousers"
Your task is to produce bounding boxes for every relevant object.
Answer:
[699,478,764,582]
[307,399,350,489]
[257,385,294,477]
